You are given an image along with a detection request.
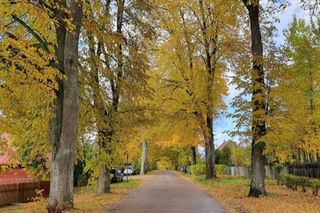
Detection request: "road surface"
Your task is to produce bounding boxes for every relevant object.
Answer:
[103,171,225,213]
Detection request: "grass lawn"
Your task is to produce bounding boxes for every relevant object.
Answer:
[182,174,320,213]
[0,179,142,213]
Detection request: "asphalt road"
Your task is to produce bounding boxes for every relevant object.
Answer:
[103,170,225,213]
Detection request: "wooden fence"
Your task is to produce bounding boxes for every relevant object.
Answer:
[288,164,320,179]
[229,165,282,180]
[0,181,49,206]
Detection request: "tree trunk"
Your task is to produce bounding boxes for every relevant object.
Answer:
[85,1,113,195]
[242,0,267,197]
[191,146,197,165]
[198,0,217,180]
[205,115,217,179]
[97,166,111,194]
[97,0,125,194]
[87,32,111,195]
[48,1,83,212]
[97,131,112,195]
[140,140,148,175]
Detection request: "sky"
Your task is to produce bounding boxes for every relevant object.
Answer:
[213,0,310,148]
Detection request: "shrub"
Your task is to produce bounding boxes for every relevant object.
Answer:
[310,178,320,195]
[190,164,206,176]
[216,164,228,175]
[190,164,229,176]
[279,174,320,195]
[279,174,303,190]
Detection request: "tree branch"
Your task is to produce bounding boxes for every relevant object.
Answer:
[11,15,50,53]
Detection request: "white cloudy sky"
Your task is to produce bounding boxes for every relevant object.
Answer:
[214,0,310,147]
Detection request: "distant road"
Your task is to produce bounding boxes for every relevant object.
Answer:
[103,170,225,213]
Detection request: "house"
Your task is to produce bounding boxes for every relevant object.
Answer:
[217,140,236,152]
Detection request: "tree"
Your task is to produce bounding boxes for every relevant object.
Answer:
[215,147,232,166]
[47,1,83,211]
[0,0,83,211]
[300,0,320,16]
[242,0,267,197]
[0,1,60,172]
[265,17,320,164]
[154,0,238,179]
[230,145,251,167]
[140,140,148,175]
[81,0,154,194]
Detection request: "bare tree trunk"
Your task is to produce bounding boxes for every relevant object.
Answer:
[98,166,111,194]
[191,146,197,165]
[48,1,83,212]
[97,131,112,194]
[242,0,267,197]
[140,140,148,175]
[205,116,216,179]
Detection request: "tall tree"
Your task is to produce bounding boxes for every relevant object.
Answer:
[242,0,267,197]
[154,0,237,179]
[0,0,83,211]
[0,2,59,179]
[81,0,154,194]
[265,17,320,165]
[48,0,83,211]
[197,0,218,179]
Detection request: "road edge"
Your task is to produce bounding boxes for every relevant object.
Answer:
[174,171,228,213]
[101,174,154,212]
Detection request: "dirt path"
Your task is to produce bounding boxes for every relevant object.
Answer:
[103,170,225,213]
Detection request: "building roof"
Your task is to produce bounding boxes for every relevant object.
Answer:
[217,140,236,152]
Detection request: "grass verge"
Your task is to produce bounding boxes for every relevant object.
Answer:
[1,179,142,213]
[182,173,320,213]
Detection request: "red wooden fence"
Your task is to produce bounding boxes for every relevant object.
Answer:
[0,168,50,206]
[0,168,34,185]
[0,181,50,206]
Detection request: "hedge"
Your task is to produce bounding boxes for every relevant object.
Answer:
[189,164,228,176]
[215,164,228,175]
[190,164,206,176]
[279,174,320,195]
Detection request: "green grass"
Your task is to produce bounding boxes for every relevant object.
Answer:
[187,174,251,186]
[74,179,140,192]
[186,173,277,186]
[111,179,141,188]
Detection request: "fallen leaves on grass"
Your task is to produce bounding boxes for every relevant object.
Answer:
[183,174,320,213]
[0,179,142,213]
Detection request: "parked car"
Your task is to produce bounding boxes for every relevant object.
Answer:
[111,168,124,183]
[123,165,135,176]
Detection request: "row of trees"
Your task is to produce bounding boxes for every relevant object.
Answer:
[0,0,319,211]
[0,0,155,211]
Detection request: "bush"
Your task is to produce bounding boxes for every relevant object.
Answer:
[310,178,320,195]
[190,164,206,176]
[190,164,229,176]
[216,164,228,175]
[279,174,307,190]
[215,148,232,166]
[279,174,320,195]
